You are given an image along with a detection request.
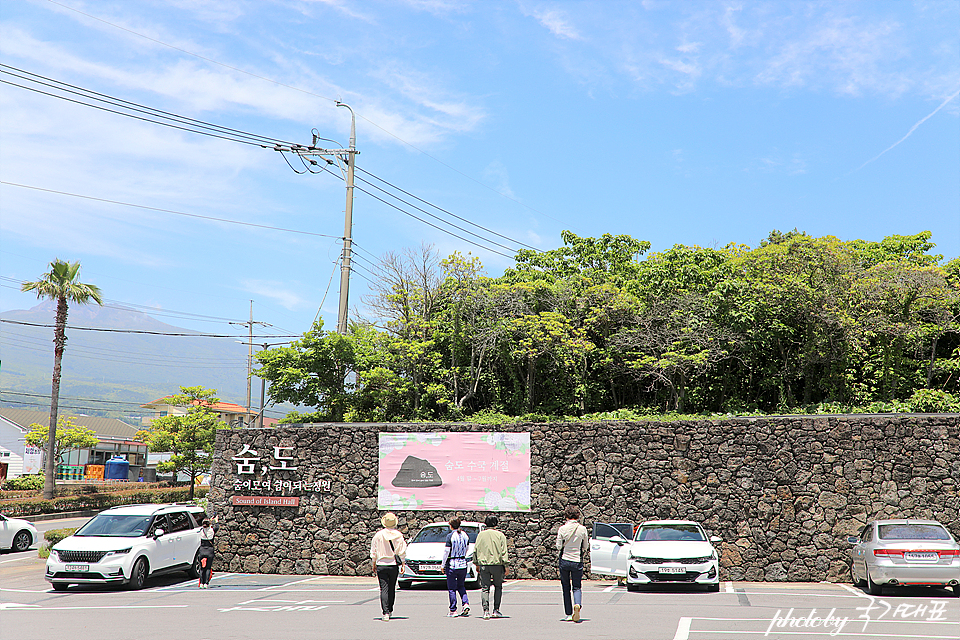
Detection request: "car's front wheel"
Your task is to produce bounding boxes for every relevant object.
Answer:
[128,557,149,590]
[12,530,32,552]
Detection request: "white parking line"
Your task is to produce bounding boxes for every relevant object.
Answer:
[0,588,50,593]
[258,576,319,591]
[2,604,189,611]
[723,581,733,593]
[837,583,871,599]
[673,617,692,640]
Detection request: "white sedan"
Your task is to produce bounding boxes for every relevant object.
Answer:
[0,513,40,552]
[590,519,722,592]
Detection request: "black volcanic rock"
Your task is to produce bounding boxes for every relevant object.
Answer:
[391,455,443,488]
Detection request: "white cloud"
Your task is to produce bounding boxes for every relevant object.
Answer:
[240,280,307,310]
[529,6,582,40]
[482,161,515,198]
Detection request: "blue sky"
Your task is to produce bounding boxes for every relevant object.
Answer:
[2,0,958,342]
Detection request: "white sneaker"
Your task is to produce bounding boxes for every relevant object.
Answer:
[483,611,490,620]
[382,614,390,621]
[573,603,581,622]
[564,615,574,622]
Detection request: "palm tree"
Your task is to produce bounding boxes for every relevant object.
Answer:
[22,259,103,499]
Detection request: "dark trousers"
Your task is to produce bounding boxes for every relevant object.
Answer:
[377,564,399,615]
[478,564,505,612]
[559,559,583,616]
[198,546,214,585]
[446,567,469,611]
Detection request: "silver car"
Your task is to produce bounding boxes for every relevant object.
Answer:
[847,519,960,596]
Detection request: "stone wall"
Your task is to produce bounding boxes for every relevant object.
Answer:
[209,415,960,581]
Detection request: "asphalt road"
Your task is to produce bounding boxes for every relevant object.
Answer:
[2,551,958,640]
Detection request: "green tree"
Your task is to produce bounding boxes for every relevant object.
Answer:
[25,417,99,466]
[254,320,356,421]
[135,386,229,500]
[21,259,103,499]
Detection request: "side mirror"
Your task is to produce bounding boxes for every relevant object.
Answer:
[154,528,165,538]
[846,536,859,544]
[709,536,722,544]
[612,535,629,546]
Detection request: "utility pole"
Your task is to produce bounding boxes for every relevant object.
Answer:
[236,340,291,429]
[335,102,356,335]
[272,106,357,334]
[230,301,267,427]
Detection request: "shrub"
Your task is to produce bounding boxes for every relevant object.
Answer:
[44,528,78,546]
[909,389,959,413]
[2,474,43,491]
[1,486,208,517]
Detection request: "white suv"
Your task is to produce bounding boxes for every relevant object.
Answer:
[45,503,205,591]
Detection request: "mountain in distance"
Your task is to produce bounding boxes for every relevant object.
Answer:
[0,301,294,423]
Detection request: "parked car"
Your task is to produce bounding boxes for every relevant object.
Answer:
[0,513,39,552]
[591,519,722,592]
[45,503,206,591]
[847,519,960,596]
[398,521,484,589]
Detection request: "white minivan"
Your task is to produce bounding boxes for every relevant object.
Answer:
[45,503,205,591]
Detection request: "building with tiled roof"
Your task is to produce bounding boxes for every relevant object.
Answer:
[0,407,147,482]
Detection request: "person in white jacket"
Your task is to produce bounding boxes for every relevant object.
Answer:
[371,512,406,621]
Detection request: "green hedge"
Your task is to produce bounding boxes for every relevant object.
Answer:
[2,486,208,517]
[44,528,78,546]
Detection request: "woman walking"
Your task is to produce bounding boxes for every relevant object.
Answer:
[371,512,406,622]
[443,517,471,617]
[198,518,216,588]
[556,505,589,622]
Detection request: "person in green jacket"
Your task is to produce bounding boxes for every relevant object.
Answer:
[473,515,509,619]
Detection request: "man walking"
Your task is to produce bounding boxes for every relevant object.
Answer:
[473,515,509,619]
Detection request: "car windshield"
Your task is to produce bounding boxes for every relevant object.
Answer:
[75,514,152,537]
[412,525,480,544]
[636,524,705,542]
[878,524,951,541]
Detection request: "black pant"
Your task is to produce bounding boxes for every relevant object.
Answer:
[479,564,505,612]
[198,546,214,585]
[376,564,399,615]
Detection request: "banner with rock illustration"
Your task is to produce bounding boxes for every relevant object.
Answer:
[378,432,531,511]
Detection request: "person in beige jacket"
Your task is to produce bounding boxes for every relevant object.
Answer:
[556,505,589,622]
[473,515,509,619]
[371,512,406,621]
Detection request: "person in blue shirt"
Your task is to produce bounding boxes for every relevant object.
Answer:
[443,517,471,617]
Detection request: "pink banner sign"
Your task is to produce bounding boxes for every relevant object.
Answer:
[378,432,531,511]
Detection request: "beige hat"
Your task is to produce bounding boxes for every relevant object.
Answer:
[381,512,398,528]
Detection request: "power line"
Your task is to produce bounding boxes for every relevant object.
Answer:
[355,167,538,251]
[0,182,342,240]
[0,319,298,338]
[0,64,297,148]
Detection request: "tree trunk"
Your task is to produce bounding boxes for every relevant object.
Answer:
[44,295,68,500]
[926,335,938,387]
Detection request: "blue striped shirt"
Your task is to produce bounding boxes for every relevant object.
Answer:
[443,529,470,570]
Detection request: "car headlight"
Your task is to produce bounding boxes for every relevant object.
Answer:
[106,548,132,556]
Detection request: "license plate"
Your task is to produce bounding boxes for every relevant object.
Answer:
[904,552,938,561]
[659,566,685,574]
[65,564,89,572]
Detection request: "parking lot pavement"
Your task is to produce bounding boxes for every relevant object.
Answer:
[3,565,958,640]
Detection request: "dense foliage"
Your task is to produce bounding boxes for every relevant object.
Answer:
[257,231,959,422]
[135,386,229,499]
